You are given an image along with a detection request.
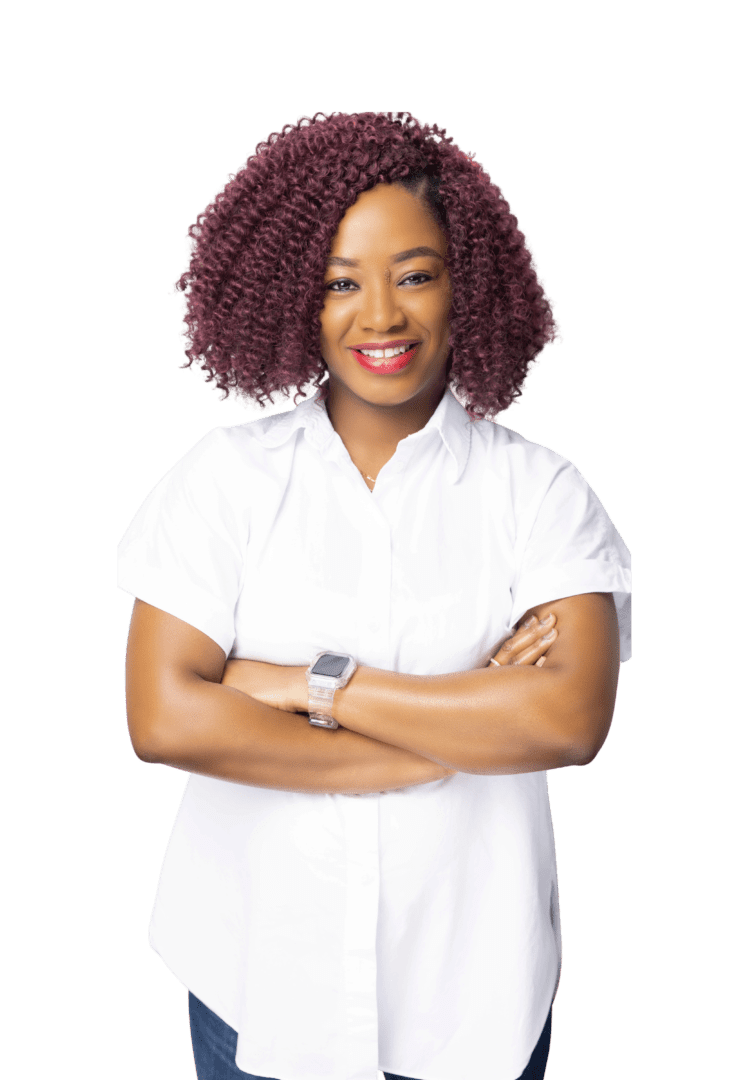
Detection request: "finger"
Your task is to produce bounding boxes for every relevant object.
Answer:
[535,656,546,667]
[511,613,556,652]
[492,617,543,665]
[492,614,556,666]
[510,628,558,666]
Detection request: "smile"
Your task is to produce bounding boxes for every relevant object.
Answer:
[350,343,419,374]
[358,344,412,359]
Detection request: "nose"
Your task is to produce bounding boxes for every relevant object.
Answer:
[358,279,407,333]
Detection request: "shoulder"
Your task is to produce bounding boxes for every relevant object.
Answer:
[168,406,301,484]
[470,416,583,494]
[120,411,301,541]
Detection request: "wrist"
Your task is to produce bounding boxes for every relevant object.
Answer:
[305,652,358,728]
[293,666,309,713]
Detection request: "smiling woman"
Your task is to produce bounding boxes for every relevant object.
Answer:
[320,182,453,488]
[118,112,631,1080]
[174,112,555,419]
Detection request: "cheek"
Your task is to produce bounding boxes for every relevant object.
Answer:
[430,297,452,340]
[318,307,339,353]
[423,280,452,332]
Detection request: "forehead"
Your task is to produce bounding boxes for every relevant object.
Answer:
[329,183,447,259]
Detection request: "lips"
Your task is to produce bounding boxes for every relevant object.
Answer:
[350,343,419,374]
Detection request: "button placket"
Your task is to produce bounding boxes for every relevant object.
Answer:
[341,790,380,1079]
[359,512,392,667]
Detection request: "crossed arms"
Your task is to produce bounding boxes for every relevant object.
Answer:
[125,593,620,794]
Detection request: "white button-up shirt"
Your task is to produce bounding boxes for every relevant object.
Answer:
[118,386,631,1080]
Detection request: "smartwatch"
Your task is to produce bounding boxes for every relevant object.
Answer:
[306,652,357,729]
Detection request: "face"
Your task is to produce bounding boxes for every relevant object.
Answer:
[319,183,452,411]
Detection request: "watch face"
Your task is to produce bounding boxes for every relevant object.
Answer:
[310,653,349,678]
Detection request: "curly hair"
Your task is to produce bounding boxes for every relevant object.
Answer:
[177,111,555,420]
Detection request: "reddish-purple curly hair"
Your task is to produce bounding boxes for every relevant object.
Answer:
[177,111,555,420]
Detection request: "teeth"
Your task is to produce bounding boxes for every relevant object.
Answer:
[359,344,413,359]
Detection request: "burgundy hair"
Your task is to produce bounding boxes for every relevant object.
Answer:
[177,111,555,420]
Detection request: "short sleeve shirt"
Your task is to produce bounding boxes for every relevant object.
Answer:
[118,386,631,1080]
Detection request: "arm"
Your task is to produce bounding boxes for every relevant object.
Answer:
[331,592,620,773]
[125,599,453,795]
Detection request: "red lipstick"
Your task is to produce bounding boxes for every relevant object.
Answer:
[349,341,420,374]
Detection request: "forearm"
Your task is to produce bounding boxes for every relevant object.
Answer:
[147,676,452,794]
[332,663,586,774]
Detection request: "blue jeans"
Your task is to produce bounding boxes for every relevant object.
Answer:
[189,991,552,1080]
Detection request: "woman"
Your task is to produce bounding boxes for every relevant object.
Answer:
[119,112,631,1080]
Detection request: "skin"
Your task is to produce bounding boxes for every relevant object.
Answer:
[126,602,565,792]
[319,182,453,487]
[125,183,621,791]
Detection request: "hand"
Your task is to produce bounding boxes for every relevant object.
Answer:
[221,659,308,713]
[489,613,557,668]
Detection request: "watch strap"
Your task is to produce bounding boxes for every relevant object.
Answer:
[309,683,335,713]
[308,683,339,729]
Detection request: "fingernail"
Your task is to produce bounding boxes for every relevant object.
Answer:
[542,614,554,625]
[523,616,536,628]
[541,631,556,642]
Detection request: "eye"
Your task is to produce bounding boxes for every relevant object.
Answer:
[325,272,433,293]
[326,279,358,293]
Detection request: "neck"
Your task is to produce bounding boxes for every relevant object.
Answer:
[324,375,447,470]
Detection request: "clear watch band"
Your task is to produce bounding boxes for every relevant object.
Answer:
[308,683,339,729]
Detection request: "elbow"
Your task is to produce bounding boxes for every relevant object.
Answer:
[131,737,162,765]
[127,708,172,765]
[562,706,614,767]
[128,725,160,760]
[569,741,599,767]
[539,648,621,768]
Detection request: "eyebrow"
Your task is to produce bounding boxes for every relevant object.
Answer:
[326,246,445,268]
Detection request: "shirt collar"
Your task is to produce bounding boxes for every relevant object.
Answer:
[253,384,473,484]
